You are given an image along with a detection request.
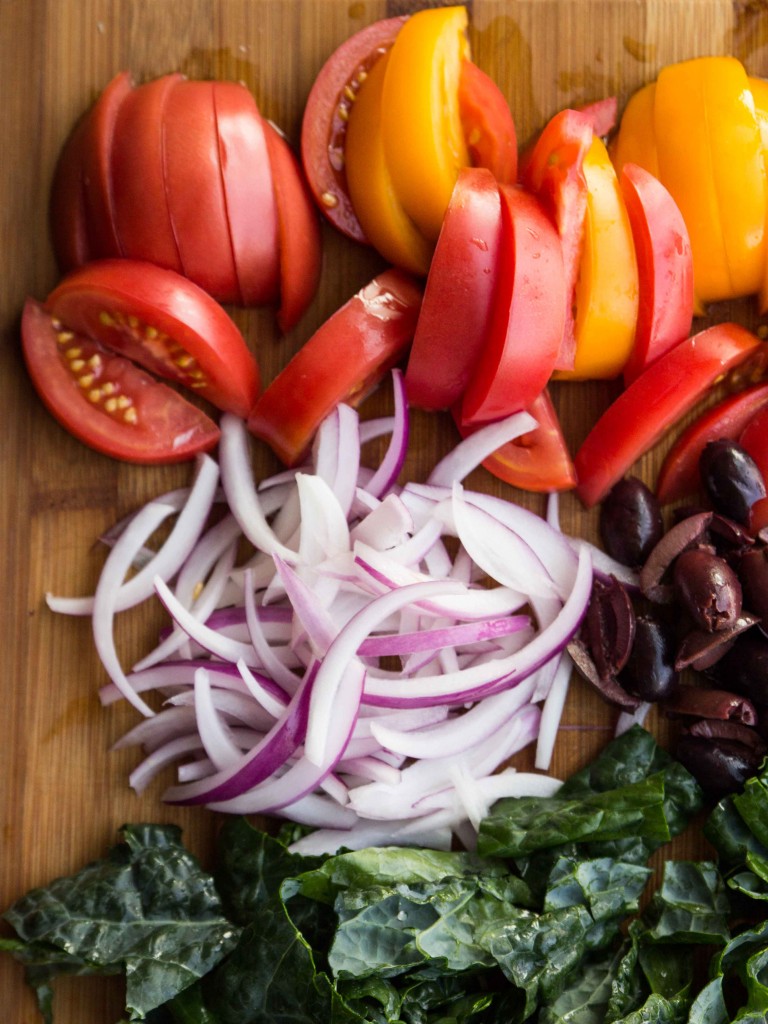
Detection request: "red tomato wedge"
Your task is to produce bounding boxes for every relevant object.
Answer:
[110,73,185,274]
[44,259,260,418]
[620,163,694,385]
[519,108,594,371]
[22,299,220,464]
[300,15,406,243]
[404,167,502,410]
[655,383,768,504]
[458,59,517,184]
[459,184,566,426]
[739,404,768,485]
[212,81,280,307]
[248,268,422,465]
[162,79,241,304]
[263,122,323,333]
[50,114,91,273]
[574,323,766,508]
[455,388,576,493]
[81,70,132,259]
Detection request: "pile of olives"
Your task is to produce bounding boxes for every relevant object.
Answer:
[575,438,768,799]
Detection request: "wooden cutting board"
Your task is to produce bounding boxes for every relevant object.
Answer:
[1,1,767,1019]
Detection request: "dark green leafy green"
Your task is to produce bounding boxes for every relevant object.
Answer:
[3,824,238,1021]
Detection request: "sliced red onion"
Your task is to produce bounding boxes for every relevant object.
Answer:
[304,580,467,765]
[427,411,537,487]
[288,819,452,855]
[312,402,360,518]
[350,493,414,550]
[358,614,530,658]
[218,413,296,559]
[154,576,257,665]
[534,652,573,771]
[362,368,409,498]
[296,472,350,565]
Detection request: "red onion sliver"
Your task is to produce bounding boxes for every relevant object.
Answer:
[363,368,409,498]
[427,410,537,486]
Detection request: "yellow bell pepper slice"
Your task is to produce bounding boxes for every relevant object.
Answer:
[555,135,639,381]
[655,57,766,307]
[381,5,470,241]
[610,82,659,178]
[345,52,433,277]
[749,76,768,312]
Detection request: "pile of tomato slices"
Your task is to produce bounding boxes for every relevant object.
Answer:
[25,5,768,498]
[51,70,321,330]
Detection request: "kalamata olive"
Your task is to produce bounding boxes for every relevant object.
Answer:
[619,613,678,702]
[675,734,761,799]
[599,477,664,567]
[673,548,742,632]
[739,546,768,629]
[707,629,768,708]
[699,439,767,525]
[584,576,636,680]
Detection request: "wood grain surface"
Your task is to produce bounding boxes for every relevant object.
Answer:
[2,1,767,1019]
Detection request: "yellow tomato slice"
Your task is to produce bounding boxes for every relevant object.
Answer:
[555,135,638,381]
[655,57,766,306]
[345,52,433,276]
[610,82,659,178]
[381,5,470,241]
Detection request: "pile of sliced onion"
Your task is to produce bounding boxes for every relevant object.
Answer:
[47,371,596,853]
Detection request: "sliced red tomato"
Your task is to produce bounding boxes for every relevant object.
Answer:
[81,70,132,259]
[404,167,502,410]
[619,162,693,385]
[739,403,768,484]
[44,259,260,418]
[263,122,323,333]
[454,388,576,493]
[459,184,566,426]
[578,96,618,137]
[458,59,517,184]
[519,108,594,370]
[50,114,91,273]
[575,323,767,508]
[655,383,768,504]
[110,73,185,274]
[248,268,422,465]
[212,81,280,307]
[162,79,241,304]
[300,15,406,243]
[22,299,219,464]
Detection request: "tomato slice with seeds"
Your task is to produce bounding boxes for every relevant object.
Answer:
[44,259,260,418]
[300,14,407,243]
[22,299,220,464]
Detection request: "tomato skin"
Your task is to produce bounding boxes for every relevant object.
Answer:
[50,113,92,273]
[459,184,566,426]
[248,269,422,465]
[739,404,768,485]
[575,323,767,508]
[458,59,517,184]
[619,162,693,385]
[263,122,323,333]
[212,81,280,307]
[163,79,241,305]
[22,299,220,464]
[404,167,502,410]
[344,51,433,277]
[44,259,260,419]
[519,109,594,371]
[381,5,470,241]
[81,71,132,259]
[578,96,618,137]
[655,383,768,505]
[300,15,406,243]
[454,388,577,493]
